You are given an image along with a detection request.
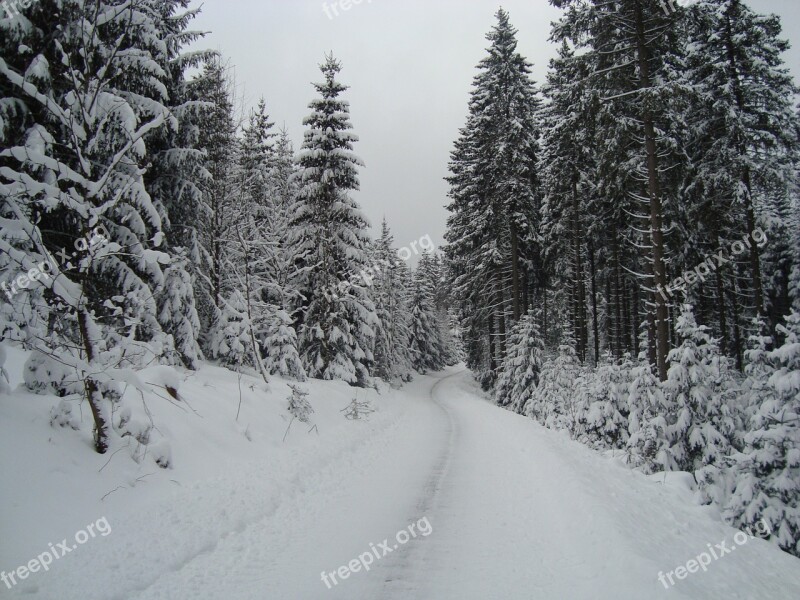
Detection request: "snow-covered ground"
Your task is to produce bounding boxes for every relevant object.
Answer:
[2,357,799,599]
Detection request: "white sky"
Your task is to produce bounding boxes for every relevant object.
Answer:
[188,0,800,254]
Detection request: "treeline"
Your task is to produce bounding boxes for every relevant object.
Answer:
[444,2,799,556]
[0,1,453,455]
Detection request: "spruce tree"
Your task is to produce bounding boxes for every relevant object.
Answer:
[495,310,544,414]
[371,220,413,383]
[409,254,447,374]
[726,311,800,556]
[444,9,542,383]
[663,305,736,478]
[290,54,378,386]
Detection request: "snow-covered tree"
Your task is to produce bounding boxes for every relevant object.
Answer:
[158,256,203,369]
[207,290,252,369]
[663,305,736,479]
[190,57,241,341]
[527,339,582,432]
[0,0,189,452]
[495,310,544,414]
[580,354,631,450]
[286,385,313,424]
[726,311,800,556]
[290,54,378,386]
[370,220,413,383]
[409,254,448,374]
[262,306,306,380]
[625,359,671,474]
[444,9,542,383]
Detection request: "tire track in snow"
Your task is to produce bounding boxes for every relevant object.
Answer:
[380,368,463,598]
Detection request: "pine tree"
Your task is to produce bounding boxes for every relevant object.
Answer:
[581,354,631,450]
[239,98,277,213]
[527,338,582,433]
[207,290,252,369]
[290,54,378,386]
[409,254,447,374]
[445,9,542,384]
[626,359,671,474]
[158,256,203,369]
[726,311,800,556]
[540,40,595,363]
[550,0,690,380]
[142,1,210,370]
[686,0,799,326]
[495,310,544,414]
[663,305,736,484]
[262,306,306,380]
[371,220,413,383]
[190,57,240,344]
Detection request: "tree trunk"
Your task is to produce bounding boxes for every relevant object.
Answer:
[572,179,587,361]
[510,222,522,321]
[730,278,745,371]
[589,241,600,366]
[78,309,108,454]
[635,0,669,380]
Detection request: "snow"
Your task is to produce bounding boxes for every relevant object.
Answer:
[2,354,799,599]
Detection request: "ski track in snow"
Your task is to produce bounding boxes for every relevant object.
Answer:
[5,366,800,600]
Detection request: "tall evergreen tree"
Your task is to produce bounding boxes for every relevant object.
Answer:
[290,54,378,386]
[408,254,448,374]
[370,220,413,383]
[445,9,541,384]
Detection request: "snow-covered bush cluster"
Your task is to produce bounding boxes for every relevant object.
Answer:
[496,304,800,557]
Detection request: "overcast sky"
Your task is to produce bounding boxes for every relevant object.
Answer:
[188,0,800,255]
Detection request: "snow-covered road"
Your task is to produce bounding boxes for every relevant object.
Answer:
[7,366,800,600]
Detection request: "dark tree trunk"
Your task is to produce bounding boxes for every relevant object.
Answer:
[589,241,600,366]
[635,0,670,380]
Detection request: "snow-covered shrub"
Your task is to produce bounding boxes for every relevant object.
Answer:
[625,360,670,474]
[208,291,252,368]
[663,305,737,480]
[495,311,544,414]
[262,307,306,380]
[527,342,582,432]
[24,351,81,397]
[580,354,631,450]
[341,397,375,420]
[50,399,81,430]
[286,384,314,424]
[157,258,203,370]
[725,311,800,557]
